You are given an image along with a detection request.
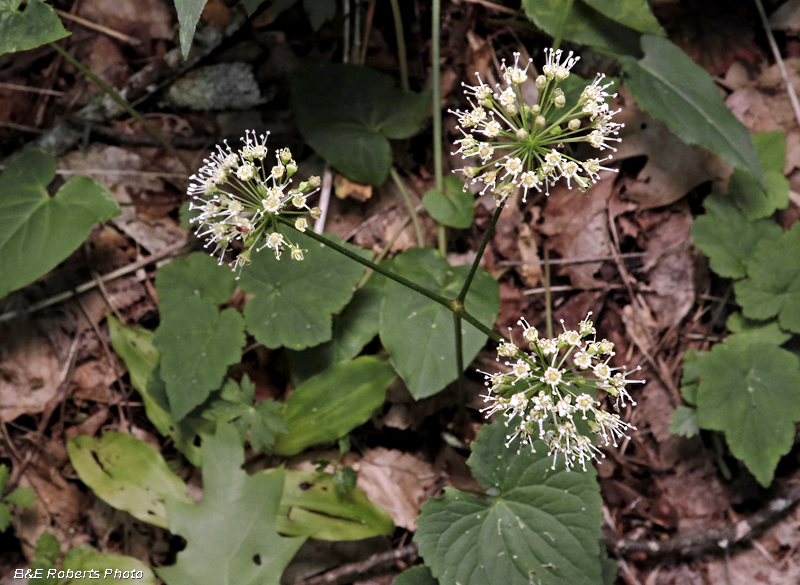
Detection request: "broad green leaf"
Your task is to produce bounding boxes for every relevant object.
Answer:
[0,148,121,300]
[287,280,383,385]
[394,567,438,585]
[734,222,800,333]
[582,0,664,34]
[680,348,701,405]
[67,433,191,529]
[155,252,236,307]
[522,0,642,56]
[202,376,287,452]
[0,0,69,56]
[621,35,764,187]
[273,357,396,456]
[60,546,156,584]
[694,337,800,486]
[291,64,430,185]
[415,422,604,585]
[730,132,790,219]
[4,486,34,507]
[241,0,267,16]
[158,424,305,585]
[303,0,336,29]
[276,469,393,540]
[726,313,791,346]
[239,231,366,350]
[0,464,7,492]
[29,532,60,585]
[153,298,245,420]
[107,318,202,465]
[174,0,207,59]
[691,194,782,279]
[0,504,9,531]
[379,249,499,399]
[422,176,475,229]
[669,405,699,438]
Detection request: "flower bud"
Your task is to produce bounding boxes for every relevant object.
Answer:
[554,94,566,108]
[286,160,298,177]
[308,175,321,188]
[279,148,292,162]
[568,118,581,131]
[515,128,529,140]
[535,116,546,127]
[535,75,547,89]
[531,104,541,115]
[310,206,322,219]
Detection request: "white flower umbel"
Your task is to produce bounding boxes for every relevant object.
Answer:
[451,48,622,205]
[187,130,320,276]
[482,313,643,471]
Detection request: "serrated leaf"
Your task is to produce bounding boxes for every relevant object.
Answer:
[107,318,202,465]
[291,64,430,185]
[680,348,701,405]
[394,566,438,585]
[422,176,475,229]
[415,422,604,585]
[4,486,34,507]
[273,357,396,456]
[239,231,366,350]
[0,148,121,300]
[726,313,791,346]
[287,280,383,385]
[0,0,69,56]
[203,376,287,452]
[35,531,60,565]
[155,252,236,307]
[734,222,800,333]
[174,0,207,59]
[730,169,789,220]
[582,0,665,34]
[522,0,642,56]
[669,405,700,437]
[60,546,156,584]
[379,249,499,399]
[276,469,393,540]
[67,433,192,529]
[621,35,764,187]
[157,424,305,585]
[691,194,783,279]
[153,298,245,420]
[694,337,800,486]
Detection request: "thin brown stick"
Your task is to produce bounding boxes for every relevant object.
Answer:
[54,8,142,46]
[499,252,646,267]
[0,82,64,96]
[457,0,517,15]
[294,544,418,585]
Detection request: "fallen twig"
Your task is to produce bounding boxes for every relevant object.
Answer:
[294,544,419,585]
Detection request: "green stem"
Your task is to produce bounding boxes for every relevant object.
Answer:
[456,203,504,303]
[432,0,446,254]
[437,224,447,255]
[552,0,575,51]
[388,0,409,91]
[454,313,464,390]
[49,42,191,174]
[276,216,499,341]
[544,245,554,339]
[390,167,425,248]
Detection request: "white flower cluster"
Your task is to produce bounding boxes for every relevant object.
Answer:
[452,48,623,205]
[481,313,642,471]
[187,130,322,275]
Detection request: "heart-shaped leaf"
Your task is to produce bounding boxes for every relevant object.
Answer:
[0,0,69,56]
[422,176,475,229]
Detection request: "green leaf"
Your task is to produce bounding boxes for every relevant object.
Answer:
[291,64,430,185]
[734,222,800,333]
[36,532,61,566]
[0,0,69,56]
[203,376,287,452]
[241,0,268,16]
[729,132,789,219]
[694,337,800,486]
[155,253,237,308]
[415,421,604,585]
[333,466,357,492]
[621,35,764,187]
[4,486,34,507]
[239,231,366,350]
[726,313,791,346]
[60,546,156,584]
[157,424,305,585]
[153,298,245,420]
[303,0,336,29]
[691,194,783,279]
[379,249,499,399]
[273,357,396,456]
[276,469,393,540]
[0,503,9,531]
[67,433,192,529]
[422,176,475,229]
[107,318,202,465]
[0,148,121,300]
[0,464,8,493]
[669,405,700,438]
[174,0,207,59]
[522,0,642,56]
[582,0,665,34]
[394,566,439,585]
[287,280,384,385]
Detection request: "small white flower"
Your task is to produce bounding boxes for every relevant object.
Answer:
[574,352,592,369]
[290,246,304,261]
[541,366,562,388]
[237,163,255,181]
[295,217,308,232]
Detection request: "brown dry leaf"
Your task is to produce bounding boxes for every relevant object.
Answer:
[615,90,728,209]
[334,174,373,202]
[201,0,232,30]
[553,291,605,332]
[636,379,674,444]
[83,36,128,89]
[538,171,617,288]
[640,206,695,329]
[516,224,541,288]
[705,543,800,585]
[78,0,173,41]
[345,448,440,531]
